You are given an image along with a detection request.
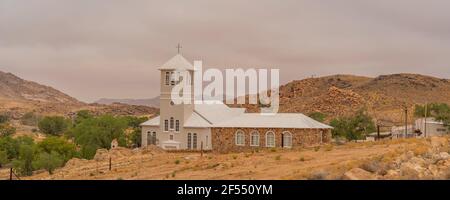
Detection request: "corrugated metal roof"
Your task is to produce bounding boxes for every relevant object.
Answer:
[141,101,332,129]
[214,113,333,129]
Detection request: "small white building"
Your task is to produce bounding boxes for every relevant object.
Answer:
[415,118,449,137]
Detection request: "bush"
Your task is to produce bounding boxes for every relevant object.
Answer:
[0,136,20,160]
[21,112,41,126]
[330,109,376,141]
[33,151,64,174]
[74,110,93,125]
[12,144,36,176]
[37,137,77,162]
[0,123,16,137]
[72,115,128,159]
[38,116,70,136]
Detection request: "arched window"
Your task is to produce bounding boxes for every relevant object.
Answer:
[187,133,192,149]
[250,131,260,146]
[193,133,198,149]
[165,72,170,85]
[164,120,169,132]
[265,131,275,147]
[235,130,245,146]
[175,120,180,132]
[282,131,292,148]
[170,117,174,130]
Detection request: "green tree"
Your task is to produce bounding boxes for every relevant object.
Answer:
[75,110,93,125]
[72,115,128,159]
[0,136,20,160]
[37,137,77,162]
[330,110,376,141]
[38,116,69,136]
[33,151,64,174]
[12,144,36,176]
[308,112,327,123]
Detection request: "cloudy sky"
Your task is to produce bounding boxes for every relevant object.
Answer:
[1,0,450,102]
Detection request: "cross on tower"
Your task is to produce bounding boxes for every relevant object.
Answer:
[176,43,182,54]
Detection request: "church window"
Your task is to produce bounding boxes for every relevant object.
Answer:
[187,133,192,149]
[170,72,175,85]
[169,134,174,140]
[193,133,198,149]
[170,117,174,130]
[250,131,260,146]
[266,131,275,147]
[175,120,180,132]
[165,72,170,85]
[235,130,245,146]
[282,131,292,148]
[164,120,168,132]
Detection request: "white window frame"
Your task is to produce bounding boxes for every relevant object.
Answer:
[250,131,260,147]
[170,117,174,130]
[165,72,170,85]
[282,131,292,148]
[235,130,245,146]
[175,120,180,132]
[265,131,275,147]
[164,120,169,132]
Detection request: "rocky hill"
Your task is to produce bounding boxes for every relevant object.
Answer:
[0,71,158,118]
[0,71,83,105]
[234,74,450,125]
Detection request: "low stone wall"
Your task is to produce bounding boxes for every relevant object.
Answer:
[211,127,332,153]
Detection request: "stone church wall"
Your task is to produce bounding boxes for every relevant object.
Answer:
[211,127,332,153]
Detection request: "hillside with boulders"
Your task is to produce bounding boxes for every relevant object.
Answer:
[233,74,450,126]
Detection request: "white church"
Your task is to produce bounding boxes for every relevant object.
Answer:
[141,54,332,152]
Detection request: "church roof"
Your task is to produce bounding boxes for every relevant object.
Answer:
[158,54,195,71]
[141,101,332,129]
[214,113,333,129]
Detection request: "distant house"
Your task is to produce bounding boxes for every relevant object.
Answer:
[140,54,333,152]
[415,118,449,137]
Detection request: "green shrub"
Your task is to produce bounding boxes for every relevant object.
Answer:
[12,144,36,176]
[330,109,375,141]
[37,137,77,162]
[72,115,128,159]
[38,116,69,136]
[33,151,64,174]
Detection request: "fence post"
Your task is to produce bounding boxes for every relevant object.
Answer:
[109,157,112,171]
[10,168,13,180]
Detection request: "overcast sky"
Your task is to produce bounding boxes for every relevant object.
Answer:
[1,0,450,102]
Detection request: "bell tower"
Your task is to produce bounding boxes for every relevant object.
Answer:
[158,54,195,134]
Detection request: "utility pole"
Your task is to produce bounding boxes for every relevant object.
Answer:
[424,103,428,137]
[377,124,380,141]
[402,105,408,138]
